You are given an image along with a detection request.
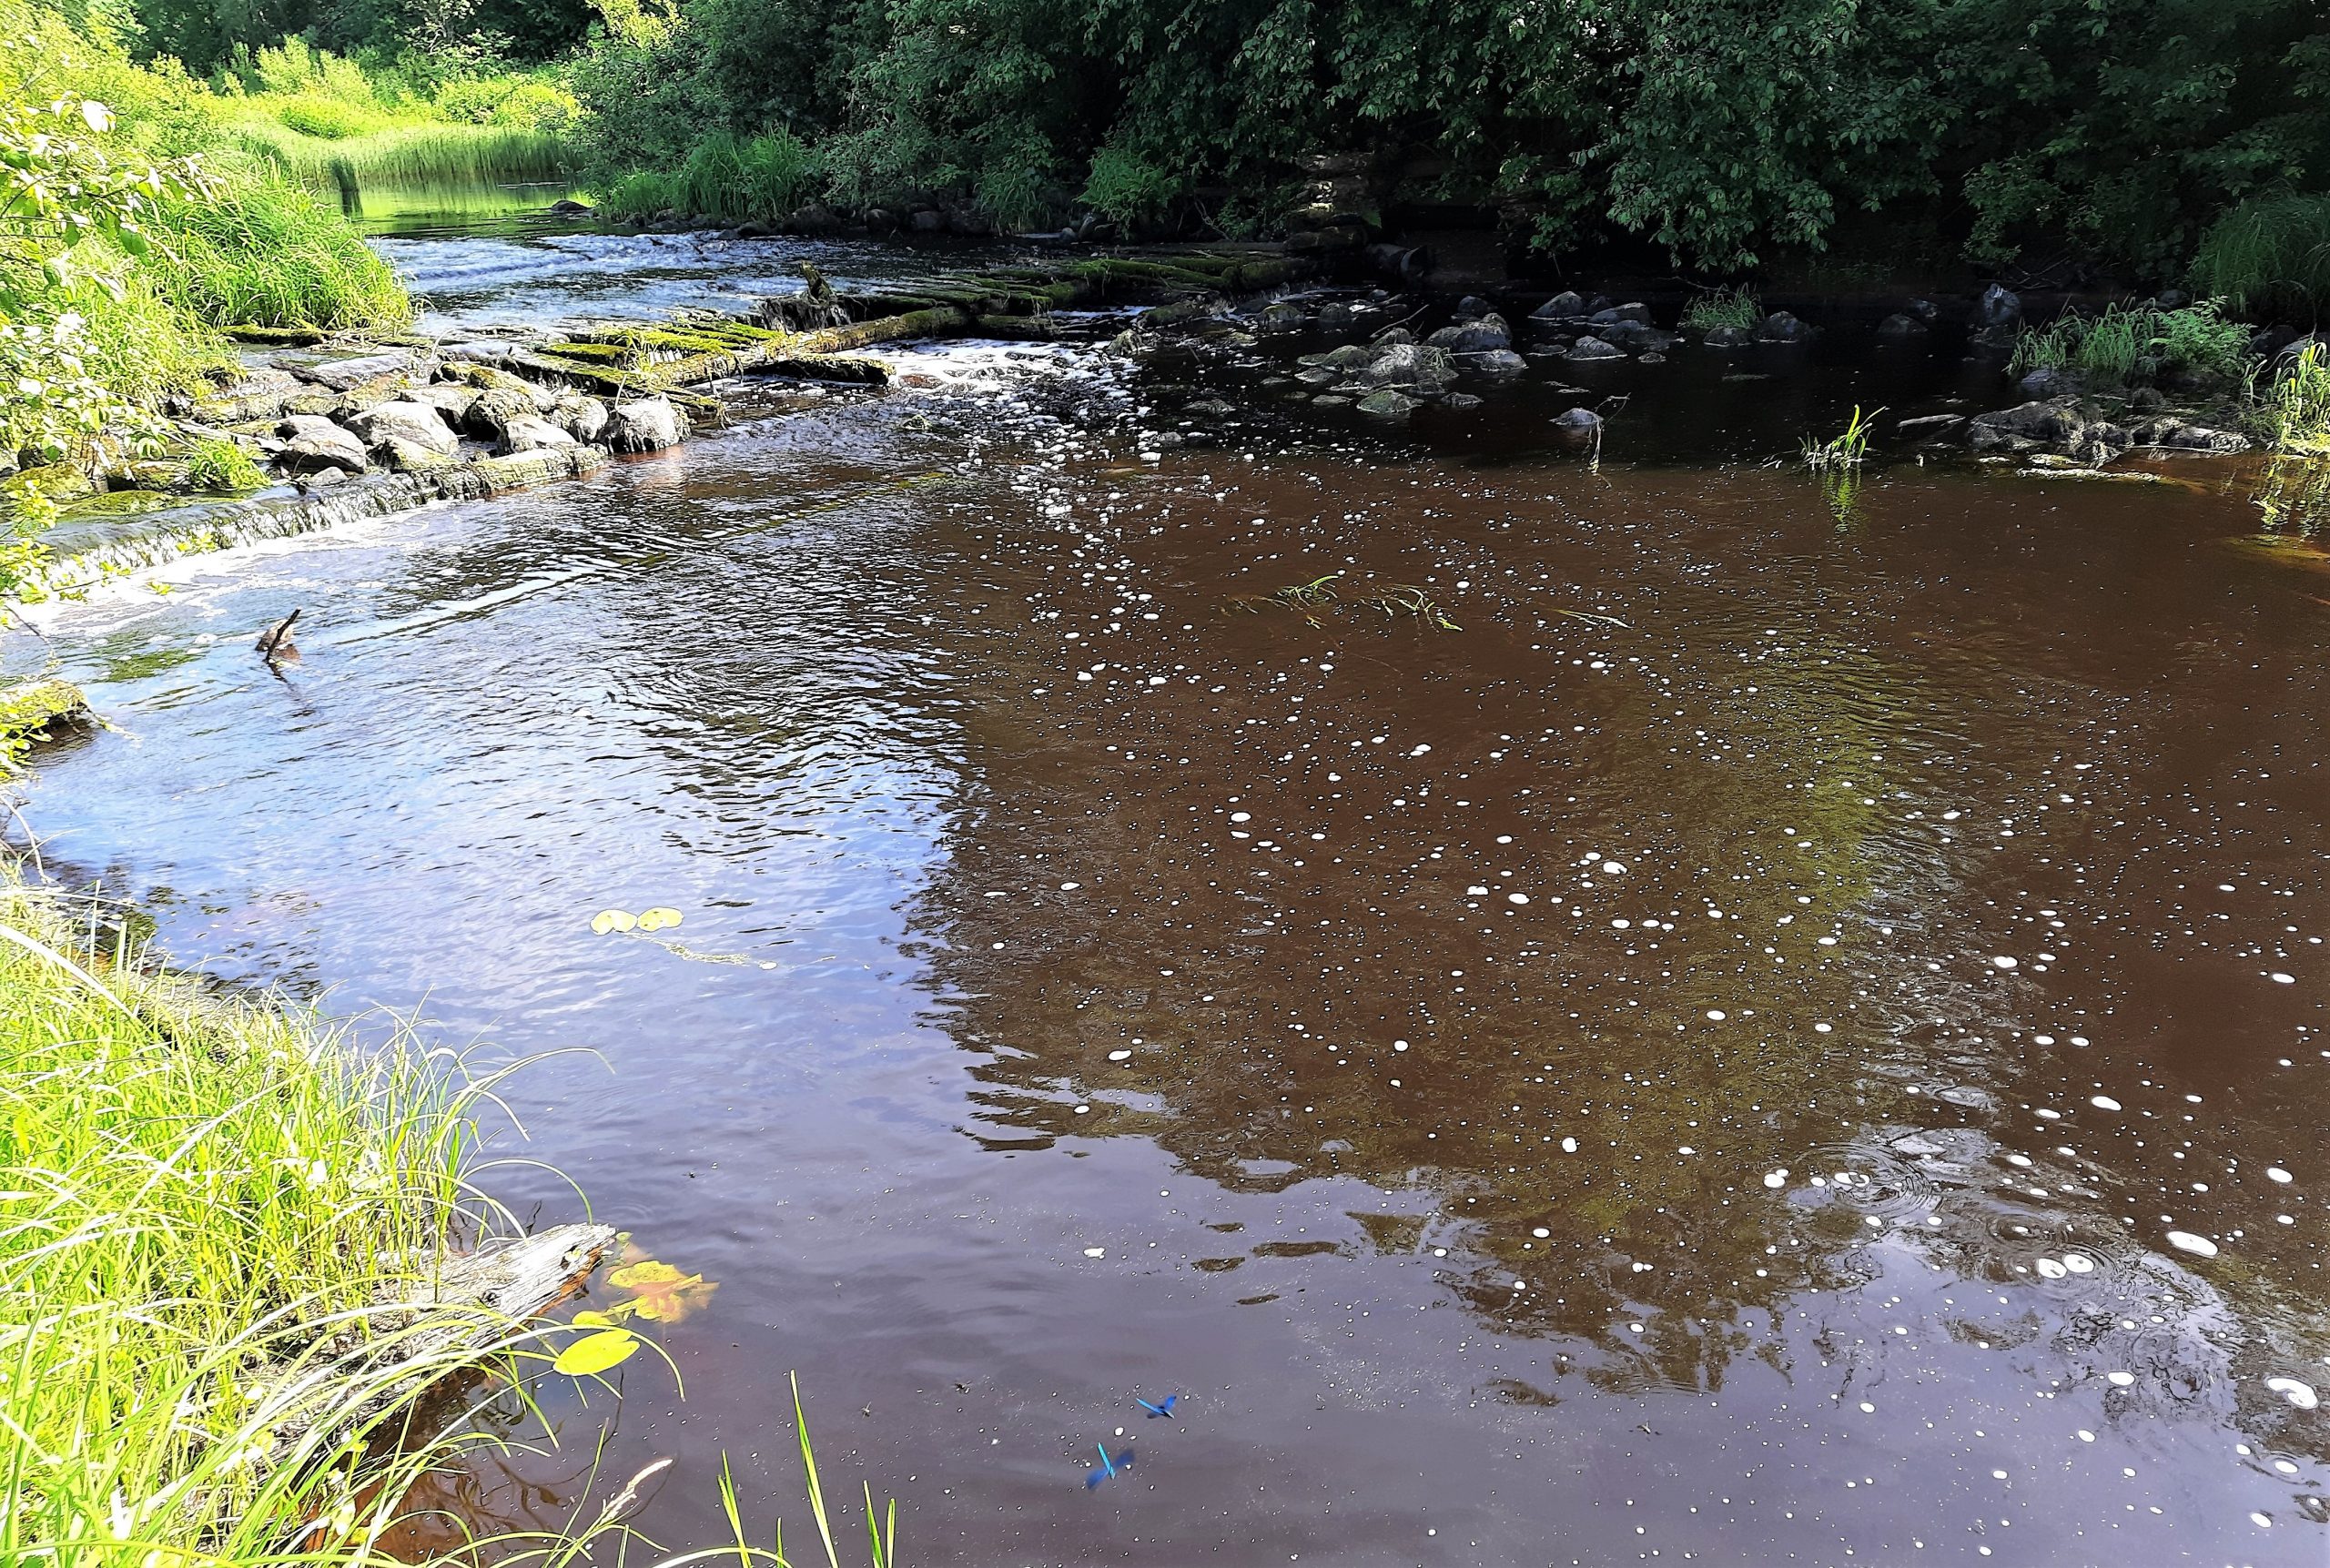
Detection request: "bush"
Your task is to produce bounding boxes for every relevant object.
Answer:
[2193,195,2330,321]
[1081,145,1183,228]
[185,438,268,491]
[1682,288,1760,332]
[271,93,388,139]
[2011,300,2254,387]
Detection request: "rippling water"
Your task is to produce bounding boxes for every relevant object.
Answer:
[10,258,2329,1563]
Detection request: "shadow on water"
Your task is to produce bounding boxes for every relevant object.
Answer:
[8,265,2330,1562]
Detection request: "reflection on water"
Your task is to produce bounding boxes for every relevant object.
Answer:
[10,320,2330,1563]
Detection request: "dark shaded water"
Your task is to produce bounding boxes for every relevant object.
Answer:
[12,259,2330,1565]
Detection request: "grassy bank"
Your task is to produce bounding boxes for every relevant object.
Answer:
[0,859,533,1561]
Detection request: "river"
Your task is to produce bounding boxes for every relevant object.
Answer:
[10,223,2329,1565]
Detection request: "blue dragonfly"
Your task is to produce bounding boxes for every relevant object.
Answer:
[1084,1442,1137,1490]
[1135,1394,1178,1420]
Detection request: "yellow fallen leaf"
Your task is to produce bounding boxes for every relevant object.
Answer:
[572,1310,619,1328]
[553,1328,640,1376]
[639,906,684,931]
[607,1258,718,1323]
[591,909,637,935]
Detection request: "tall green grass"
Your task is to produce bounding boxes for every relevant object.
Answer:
[0,863,522,1563]
[599,131,816,222]
[1682,287,1760,332]
[232,116,573,196]
[2193,194,2330,320]
[2259,339,2330,455]
[149,176,413,330]
[2010,299,2251,385]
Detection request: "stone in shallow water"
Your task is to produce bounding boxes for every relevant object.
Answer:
[1355,389,1420,418]
[606,398,689,453]
[1565,336,1624,361]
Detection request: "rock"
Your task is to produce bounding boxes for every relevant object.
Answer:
[1969,400,2085,451]
[0,678,91,742]
[1554,406,1601,430]
[1565,335,1625,360]
[1533,290,1586,319]
[1370,326,1415,348]
[864,207,900,234]
[409,383,481,425]
[497,415,579,454]
[1352,342,1458,392]
[2127,386,2165,412]
[2018,367,2076,399]
[1637,351,1666,364]
[1184,398,1237,418]
[1590,302,1651,326]
[297,349,421,393]
[606,397,689,453]
[549,392,610,444]
[344,400,458,456]
[1366,243,1432,282]
[550,197,592,216]
[1427,314,1512,353]
[1876,313,1930,339]
[1975,284,2022,330]
[2153,288,2188,309]
[459,365,560,413]
[1703,325,1753,349]
[1317,300,1367,332]
[1310,394,1352,408]
[1295,367,1340,386]
[1758,310,1814,343]
[1459,349,1526,376]
[1355,389,1420,418]
[1254,302,1308,335]
[1443,392,1484,409]
[1906,298,1940,323]
[373,435,454,473]
[908,207,947,234]
[1598,320,1677,351]
[1454,295,1494,321]
[2253,324,2302,360]
[2141,420,2250,454]
[274,414,369,474]
[1322,343,1377,369]
[946,203,995,237]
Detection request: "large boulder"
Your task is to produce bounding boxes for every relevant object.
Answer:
[1702,325,1753,349]
[1351,341,1458,392]
[1758,310,1814,343]
[1565,335,1625,360]
[1589,302,1651,326]
[1533,290,1586,319]
[1975,284,2022,330]
[1459,349,1527,377]
[296,349,420,393]
[497,415,579,455]
[1355,389,1420,418]
[1968,400,2086,451]
[1875,312,1930,339]
[1254,301,1309,336]
[1427,314,1512,353]
[410,383,481,425]
[1316,300,1369,333]
[373,435,455,473]
[783,202,846,235]
[1553,406,1602,433]
[2137,419,2250,453]
[606,397,690,453]
[345,399,458,456]
[549,392,611,444]
[1454,295,1494,321]
[274,414,368,474]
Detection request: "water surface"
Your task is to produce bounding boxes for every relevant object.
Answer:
[12,264,2330,1566]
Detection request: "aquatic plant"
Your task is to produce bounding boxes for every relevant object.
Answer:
[232,118,574,195]
[2193,194,2330,319]
[148,175,413,330]
[1358,584,1460,631]
[1800,404,1881,470]
[2257,340,2330,456]
[2010,300,2251,386]
[1681,287,1759,332]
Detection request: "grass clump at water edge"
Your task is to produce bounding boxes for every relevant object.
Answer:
[1801,405,1881,470]
[2257,339,2330,456]
[1681,287,1760,333]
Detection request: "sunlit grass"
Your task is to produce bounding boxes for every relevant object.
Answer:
[232,116,572,197]
[2193,194,2330,319]
[2009,300,2251,386]
[2257,340,2330,457]
[1801,404,1880,470]
[0,859,545,1563]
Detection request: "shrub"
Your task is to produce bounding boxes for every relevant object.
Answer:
[1080,145,1183,228]
[600,167,677,217]
[2011,300,2254,386]
[271,93,387,139]
[2193,195,2330,321]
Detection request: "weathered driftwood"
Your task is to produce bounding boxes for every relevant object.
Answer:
[253,1221,616,1476]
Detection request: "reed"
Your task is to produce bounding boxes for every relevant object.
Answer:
[1681,287,1759,333]
[233,117,573,197]
[0,859,540,1563]
[148,175,413,330]
[2193,194,2330,320]
[1801,404,1880,470]
[2258,340,2330,456]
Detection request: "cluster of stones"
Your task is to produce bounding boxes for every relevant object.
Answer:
[185,343,694,495]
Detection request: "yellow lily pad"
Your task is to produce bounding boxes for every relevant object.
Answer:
[591,909,637,935]
[637,906,684,931]
[606,1258,719,1323]
[552,1328,640,1376]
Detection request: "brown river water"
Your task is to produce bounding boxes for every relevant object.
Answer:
[10,261,2330,1565]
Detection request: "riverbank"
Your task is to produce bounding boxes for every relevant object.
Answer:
[0,856,614,1563]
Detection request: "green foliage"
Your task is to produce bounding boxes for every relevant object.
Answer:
[1080,146,1183,228]
[1802,405,1880,470]
[2259,340,2330,455]
[1682,288,1761,332]
[148,174,410,329]
[2011,300,2254,387]
[186,437,267,491]
[2193,194,2330,319]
